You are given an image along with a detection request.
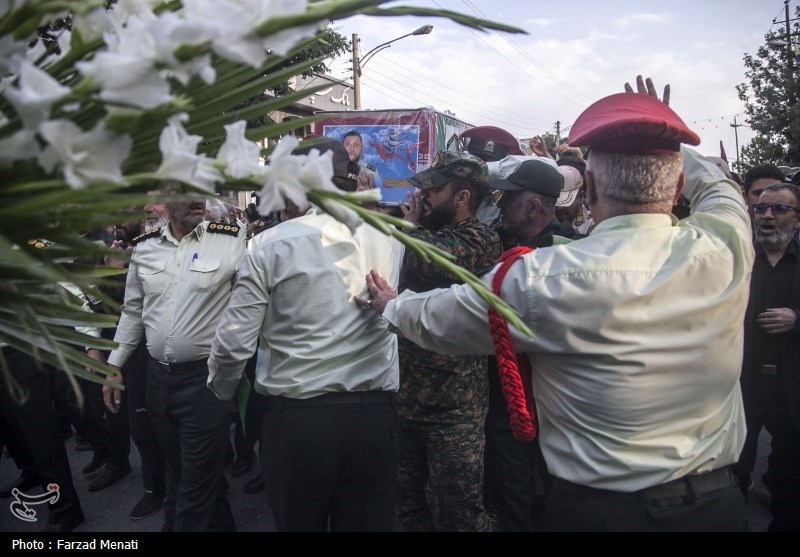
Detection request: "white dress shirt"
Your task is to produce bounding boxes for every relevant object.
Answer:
[108,221,245,367]
[208,209,405,400]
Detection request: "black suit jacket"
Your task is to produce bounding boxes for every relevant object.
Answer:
[741,243,800,430]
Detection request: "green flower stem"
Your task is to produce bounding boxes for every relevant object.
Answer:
[307,190,534,339]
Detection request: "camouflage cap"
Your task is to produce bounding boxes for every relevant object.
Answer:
[408,151,488,190]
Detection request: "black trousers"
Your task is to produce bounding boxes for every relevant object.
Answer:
[145,357,235,532]
[543,474,747,532]
[484,362,551,532]
[261,391,398,532]
[734,372,800,531]
[0,348,83,528]
[125,342,165,495]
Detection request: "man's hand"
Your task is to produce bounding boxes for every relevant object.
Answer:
[355,270,399,315]
[356,168,376,192]
[528,136,554,159]
[624,75,670,105]
[757,308,797,335]
[103,364,124,414]
[554,143,584,160]
[400,191,424,225]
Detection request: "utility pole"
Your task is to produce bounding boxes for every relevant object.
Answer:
[555,121,561,144]
[730,116,743,170]
[352,33,361,110]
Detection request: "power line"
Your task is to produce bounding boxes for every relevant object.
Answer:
[461,0,596,105]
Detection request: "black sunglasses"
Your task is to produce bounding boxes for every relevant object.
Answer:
[752,203,799,215]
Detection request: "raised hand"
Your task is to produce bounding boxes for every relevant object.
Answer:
[624,75,670,105]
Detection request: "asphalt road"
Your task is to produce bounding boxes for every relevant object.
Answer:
[0,427,773,534]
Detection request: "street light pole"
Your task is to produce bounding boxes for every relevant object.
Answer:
[352,25,433,110]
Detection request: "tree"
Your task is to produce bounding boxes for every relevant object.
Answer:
[736,5,800,172]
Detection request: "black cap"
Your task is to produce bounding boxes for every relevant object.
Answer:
[488,159,563,198]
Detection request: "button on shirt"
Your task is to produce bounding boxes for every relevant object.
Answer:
[208,210,405,400]
[383,147,755,492]
[108,222,245,368]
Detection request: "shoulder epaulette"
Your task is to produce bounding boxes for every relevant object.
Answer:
[207,222,241,237]
[364,162,377,172]
[130,228,161,246]
[27,238,53,249]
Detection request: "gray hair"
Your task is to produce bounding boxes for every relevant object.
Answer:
[588,151,682,204]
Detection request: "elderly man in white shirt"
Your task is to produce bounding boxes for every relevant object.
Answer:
[359,77,754,532]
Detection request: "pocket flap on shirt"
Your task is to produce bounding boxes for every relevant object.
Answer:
[138,260,166,275]
[190,259,221,273]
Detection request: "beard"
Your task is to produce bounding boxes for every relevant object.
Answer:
[755,218,797,251]
[419,198,457,231]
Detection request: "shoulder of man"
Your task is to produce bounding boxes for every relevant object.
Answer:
[360,161,377,173]
[206,221,243,238]
[130,228,161,246]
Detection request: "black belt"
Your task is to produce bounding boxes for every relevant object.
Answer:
[553,466,737,502]
[266,390,395,408]
[757,364,778,376]
[150,356,207,373]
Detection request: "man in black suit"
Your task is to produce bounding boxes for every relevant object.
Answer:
[734,182,800,532]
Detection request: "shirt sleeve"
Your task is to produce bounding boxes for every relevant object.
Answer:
[57,282,102,344]
[207,242,269,400]
[107,254,146,368]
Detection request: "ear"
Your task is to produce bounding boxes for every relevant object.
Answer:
[585,170,598,207]
[672,171,686,206]
[454,188,470,208]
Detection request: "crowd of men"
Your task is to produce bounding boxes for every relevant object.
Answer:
[1,75,799,532]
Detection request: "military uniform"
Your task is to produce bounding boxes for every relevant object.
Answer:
[108,220,245,532]
[397,210,501,531]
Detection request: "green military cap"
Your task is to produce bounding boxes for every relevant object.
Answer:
[408,151,488,190]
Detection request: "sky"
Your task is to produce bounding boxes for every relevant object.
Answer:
[324,0,794,167]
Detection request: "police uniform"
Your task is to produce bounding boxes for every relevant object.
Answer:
[108,220,245,532]
[396,152,502,532]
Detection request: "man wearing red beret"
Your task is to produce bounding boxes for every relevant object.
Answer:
[360,77,754,531]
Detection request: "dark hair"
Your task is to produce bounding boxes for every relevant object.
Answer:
[557,155,587,187]
[450,177,484,213]
[743,163,786,193]
[343,130,362,141]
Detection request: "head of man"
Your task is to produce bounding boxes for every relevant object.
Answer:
[753,183,800,252]
[460,126,525,163]
[143,190,169,231]
[567,92,700,222]
[408,151,487,230]
[555,165,584,223]
[156,181,206,238]
[488,157,562,241]
[342,131,363,163]
[744,163,787,214]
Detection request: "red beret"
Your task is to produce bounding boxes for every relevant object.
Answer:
[568,93,700,154]
[461,126,524,160]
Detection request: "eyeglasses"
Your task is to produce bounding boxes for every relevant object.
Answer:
[752,203,799,215]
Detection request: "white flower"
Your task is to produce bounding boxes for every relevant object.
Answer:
[37,119,133,189]
[180,1,270,67]
[216,121,262,179]
[76,14,173,109]
[3,60,70,128]
[256,135,307,214]
[0,129,39,163]
[155,113,222,192]
[72,7,115,43]
[0,35,28,73]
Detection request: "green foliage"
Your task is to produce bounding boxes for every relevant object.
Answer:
[736,6,800,172]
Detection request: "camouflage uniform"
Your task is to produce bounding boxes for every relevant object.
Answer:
[396,159,501,531]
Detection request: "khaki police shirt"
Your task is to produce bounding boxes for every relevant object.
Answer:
[108,221,246,367]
